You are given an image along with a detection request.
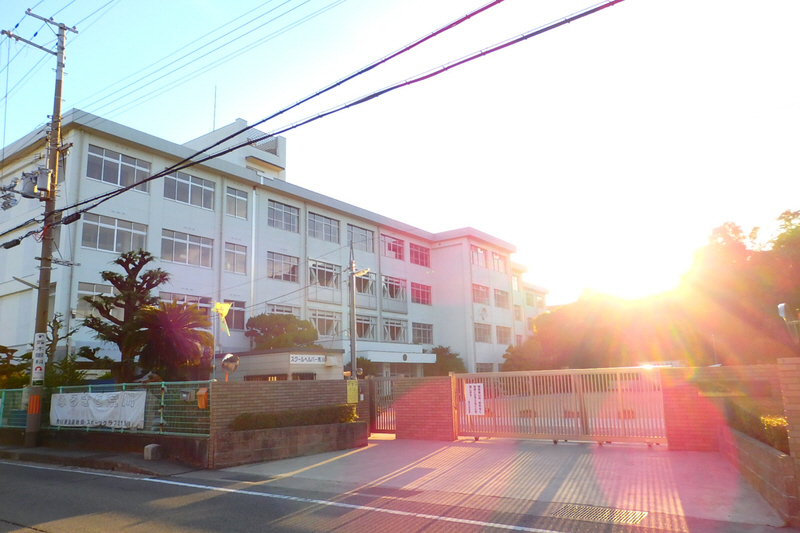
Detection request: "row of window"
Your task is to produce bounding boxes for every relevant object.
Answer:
[472,284,511,309]
[86,145,488,274]
[474,323,513,345]
[470,245,508,274]
[81,214,247,273]
[309,311,433,344]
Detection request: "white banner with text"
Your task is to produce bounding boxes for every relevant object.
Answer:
[50,391,147,429]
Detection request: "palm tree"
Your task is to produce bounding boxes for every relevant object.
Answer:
[128,301,213,381]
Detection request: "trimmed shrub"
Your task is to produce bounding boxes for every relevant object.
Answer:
[230,404,357,431]
[725,397,789,454]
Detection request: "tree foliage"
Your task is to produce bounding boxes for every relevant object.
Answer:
[423,346,466,376]
[528,212,800,370]
[502,336,547,371]
[0,345,28,389]
[80,250,169,381]
[127,301,213,381]
[245,313,318,350]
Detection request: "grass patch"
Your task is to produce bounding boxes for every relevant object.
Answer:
[230,404,357,431]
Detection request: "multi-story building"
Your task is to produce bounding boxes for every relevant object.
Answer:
[0,110,547,376]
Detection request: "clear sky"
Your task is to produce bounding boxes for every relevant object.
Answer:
[2,0,799,305]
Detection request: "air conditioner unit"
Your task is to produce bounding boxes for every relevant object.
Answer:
[324,356,337,367]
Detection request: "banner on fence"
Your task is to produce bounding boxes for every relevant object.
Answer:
[50,391,147,429]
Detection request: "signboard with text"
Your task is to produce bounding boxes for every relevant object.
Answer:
[465,383,485,416]
[31,332,47,386]
[289,354,326,364]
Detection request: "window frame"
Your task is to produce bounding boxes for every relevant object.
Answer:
[356,315,377,340]
[383,319,408,343]
[161,229,213,268]
[412,322,433,344]
[268,251,299,282]
[81,213,147,254]
[470,245,487,268]
[224,242,247,274]
[224,299,246,330]
[163,171,215,210]
[494,289,510,309]
[309,260,341,289]
[381,234,404,260]
[310,309,341,337]
[268,200,300,233]
[225,187,248,219]
[307,212,340,243]
[347,224,374,252]
[492,252,507,273]
[496,325,512,345]
[474,323,492,343]
[409,243,431,267]
[86,144,150,192]
[410,282,432,305]
[472,284,490,305]
[382,275,407,301]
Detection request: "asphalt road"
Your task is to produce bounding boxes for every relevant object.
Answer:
[0,460,791,533]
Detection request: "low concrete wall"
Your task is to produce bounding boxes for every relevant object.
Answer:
[719,428,798,525]
[210,421,368,469]
[0,428,24,446]
[40,431,209,468]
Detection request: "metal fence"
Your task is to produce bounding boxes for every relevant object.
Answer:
[0,381,211,437]
[454,368,666,445]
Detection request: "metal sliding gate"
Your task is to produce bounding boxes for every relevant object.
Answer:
[369,377,398,433]
[454,368,666,445]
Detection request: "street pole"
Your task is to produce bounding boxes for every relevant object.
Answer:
[3,11,77,447]
[349,250,357,380]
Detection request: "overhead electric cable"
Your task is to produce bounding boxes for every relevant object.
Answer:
[101,0,346,121]
[39,0,508,220]
[2,0,623,244]
[72,0,276,110]
[79,0,307,115]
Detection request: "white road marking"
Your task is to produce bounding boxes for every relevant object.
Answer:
[1,460,561,532]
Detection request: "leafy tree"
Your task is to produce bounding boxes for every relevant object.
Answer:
[502,336,546,371]
[127,301,214,381]
[80,250,170,382]
[0,313,87,388]
[356,356,379,377]
[245,313,318,350]
[423,346,466,376]
[0,346,29,389]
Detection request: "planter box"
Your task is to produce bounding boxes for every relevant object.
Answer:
[210,421,368,469]
[719,428,798,525]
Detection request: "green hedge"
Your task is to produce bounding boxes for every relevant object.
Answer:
[230,404,357,431]
[724,397,789,454]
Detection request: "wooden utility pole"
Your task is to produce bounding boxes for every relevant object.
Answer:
[2,10,77,447]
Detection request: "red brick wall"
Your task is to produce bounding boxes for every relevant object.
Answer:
[393,377,456,441]
[208,380,370,463]
[660,365,777,451]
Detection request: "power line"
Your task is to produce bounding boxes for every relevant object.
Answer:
[2,0,624,246]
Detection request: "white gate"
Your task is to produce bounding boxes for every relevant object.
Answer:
[454,368,666,445]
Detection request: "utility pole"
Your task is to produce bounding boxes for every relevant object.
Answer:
[2,10,77,447]
[347,246,369,380]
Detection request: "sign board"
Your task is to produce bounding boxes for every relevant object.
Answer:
[50,390,147,429]
[31,332,47,386]
[290,354,326,364]
[465,383,485,416]
[346,379,359,404]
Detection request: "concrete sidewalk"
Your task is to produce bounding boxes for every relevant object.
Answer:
[218,435,789,530]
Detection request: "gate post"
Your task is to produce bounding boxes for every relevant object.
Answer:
[394,377,456,441]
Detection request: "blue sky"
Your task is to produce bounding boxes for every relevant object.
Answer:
[2,0,800,304]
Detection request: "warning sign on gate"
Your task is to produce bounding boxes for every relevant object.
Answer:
[465,383,485,416]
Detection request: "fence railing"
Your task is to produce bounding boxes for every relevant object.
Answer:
[0,381,212,437]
